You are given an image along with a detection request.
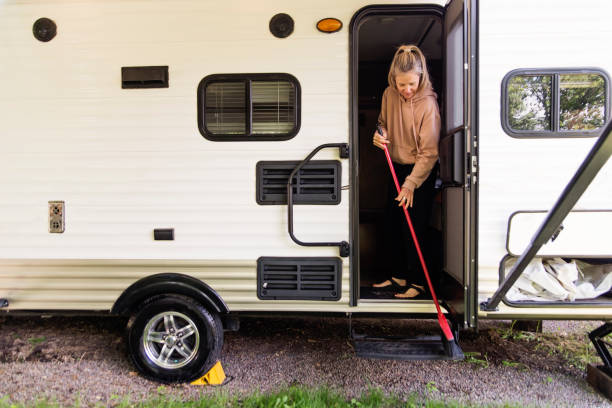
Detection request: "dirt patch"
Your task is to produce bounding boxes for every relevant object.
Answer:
[0,316,126,364]
[460,326,592,376]
[0,316,598,372]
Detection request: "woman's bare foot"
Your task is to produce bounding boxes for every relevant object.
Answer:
[372,277,406,288]
[394,284,425,299]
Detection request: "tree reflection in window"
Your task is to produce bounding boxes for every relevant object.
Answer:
[560,74,605,131]
[508,75,552,131]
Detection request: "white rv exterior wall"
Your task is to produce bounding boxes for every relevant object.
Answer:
[0,0,445,312]
[2,0,610,319]
[478,0,612,314]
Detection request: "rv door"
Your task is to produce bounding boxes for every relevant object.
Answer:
[441,0,478,327]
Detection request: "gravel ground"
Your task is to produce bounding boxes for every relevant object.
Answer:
[0,315,610,407]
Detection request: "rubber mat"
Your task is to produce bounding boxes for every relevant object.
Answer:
[353,336,464,361]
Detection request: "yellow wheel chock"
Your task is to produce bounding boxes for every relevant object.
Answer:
[190,361,226,386]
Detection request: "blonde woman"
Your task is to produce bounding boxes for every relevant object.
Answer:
[372,45,441,299]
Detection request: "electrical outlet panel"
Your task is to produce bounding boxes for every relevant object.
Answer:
[49,201,65,233]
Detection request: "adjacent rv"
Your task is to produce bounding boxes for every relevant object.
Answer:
[1,0,611,382]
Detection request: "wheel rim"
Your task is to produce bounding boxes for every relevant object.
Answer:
[142,311,201,369]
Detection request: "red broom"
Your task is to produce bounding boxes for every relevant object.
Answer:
[381,142,455,342]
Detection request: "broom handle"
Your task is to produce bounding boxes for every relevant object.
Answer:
[378,125,453,340]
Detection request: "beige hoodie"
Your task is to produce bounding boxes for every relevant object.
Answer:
[378,85,441,190]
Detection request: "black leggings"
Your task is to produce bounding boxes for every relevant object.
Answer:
[381,162,437,285]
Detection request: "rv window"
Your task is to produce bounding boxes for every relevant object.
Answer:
[198,74,300,141]
[502,69,610,138]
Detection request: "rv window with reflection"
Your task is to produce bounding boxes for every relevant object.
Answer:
[198,74,300,141]
[502,69,609,138]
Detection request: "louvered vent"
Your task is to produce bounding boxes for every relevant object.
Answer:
[257,257,342,300]
[121,66,169,89]
[256,160,341,205]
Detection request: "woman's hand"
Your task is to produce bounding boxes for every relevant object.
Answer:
[373,127,390,150]
[396,183,415,208]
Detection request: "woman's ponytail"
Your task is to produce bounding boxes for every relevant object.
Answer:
[387,44,432,92]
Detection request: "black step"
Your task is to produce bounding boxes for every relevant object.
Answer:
[353,334,464,361]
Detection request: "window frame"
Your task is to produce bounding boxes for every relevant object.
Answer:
[197,73,301,141]
[501,68,611,138]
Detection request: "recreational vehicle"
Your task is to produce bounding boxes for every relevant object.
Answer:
[1,0,611,383]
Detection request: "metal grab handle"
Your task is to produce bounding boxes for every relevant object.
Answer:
[287,143,349,257]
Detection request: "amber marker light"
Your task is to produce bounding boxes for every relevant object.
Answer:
[317,18,342,33]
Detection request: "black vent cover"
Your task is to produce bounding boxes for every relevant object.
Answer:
[122,66,169,89]
[256,160,341,205]
[257,257,342,300]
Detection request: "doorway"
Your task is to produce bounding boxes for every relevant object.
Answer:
[350,5,467,311]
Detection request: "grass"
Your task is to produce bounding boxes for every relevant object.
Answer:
[0,387,531,408]
[26,337,46,346]
[463,351,489,368]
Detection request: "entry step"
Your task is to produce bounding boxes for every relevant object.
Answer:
[353,334,464,361]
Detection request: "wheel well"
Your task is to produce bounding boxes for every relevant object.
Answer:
[111,273,229,317]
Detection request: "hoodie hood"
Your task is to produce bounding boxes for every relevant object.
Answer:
[390,84,437,105]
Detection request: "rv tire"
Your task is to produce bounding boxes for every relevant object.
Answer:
[126,294,223,383]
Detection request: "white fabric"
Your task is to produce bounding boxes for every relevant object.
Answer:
[506,258,612,302]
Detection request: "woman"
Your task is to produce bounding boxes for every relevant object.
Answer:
[372,44,440,299]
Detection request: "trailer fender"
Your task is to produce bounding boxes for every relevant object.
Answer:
[111,273,229,317]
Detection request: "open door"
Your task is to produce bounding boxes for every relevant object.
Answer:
[440,0,478,327]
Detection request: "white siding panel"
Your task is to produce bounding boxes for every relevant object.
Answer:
[0,259,443,314]
[478,0,612,301]
[507,211,612,257]
[0,0,357,261]
[0,0,446,312]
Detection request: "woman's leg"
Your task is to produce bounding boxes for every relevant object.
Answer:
[373,163,411,288]
[394,165,437,297]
